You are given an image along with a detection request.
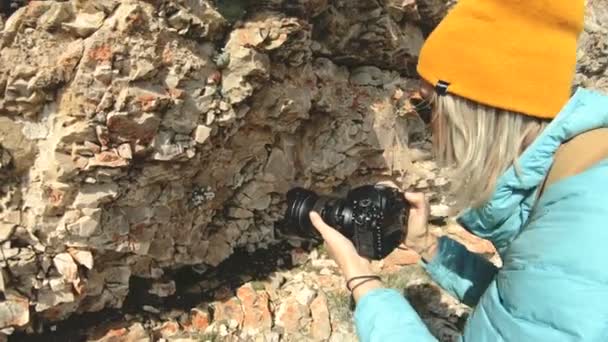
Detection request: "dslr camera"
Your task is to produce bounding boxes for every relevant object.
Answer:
[279,184,409,260]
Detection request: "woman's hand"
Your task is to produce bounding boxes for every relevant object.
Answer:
[376,181,438,261]
[308,188,439,301]
[403,192,438,262]
[309,212,383,302]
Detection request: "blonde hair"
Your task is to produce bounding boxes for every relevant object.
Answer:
[431,92,549,211]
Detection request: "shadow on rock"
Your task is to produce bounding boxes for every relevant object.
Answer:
[406,283,469,342]
[10,240,316,342]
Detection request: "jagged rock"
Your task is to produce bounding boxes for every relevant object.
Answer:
[30,39,84,92]
[151,130,195,161]
[62,12,105,37]
[106,111,161,145]
[163,1,227,40]
[381,244,420,272]
[248,65,316,133]
[385,0,418,22]
[430,203,451,218]
[53,253,78,282]
[117,143,133,160]
[66,212,101,238]
[35,285,75,313]
[445,222,497,258]
[87,151,129,168]
[142,305,160,314]
[148,281,176,298]
[6,247,37,280]
[290,248,308,266]
[68,249,93,269]
[74,0,120,15]
[0,0,603,335]
[275,297,310,334]
[0,224,15,242]
[0,117,37,174]
[417,0,450,33]
[72,183,118,209]
[350,65,398,86]
[110,3,146,34]
[1,245,19,260]
[312,0,424,73]
[33,2,74,31]
[310,292,332,341]
[294,286,316,306]
[221,46,270,105]
[310,259,337,269]
[188,307,211,333]
[576,1,608,92]
[213,297,243,329]
[0,268,5,294]
[0,148,11,175]
[236,283,272,335]
[193,125,212,144]
[155,320,179,338]
[90,322,150,342]
[0,293,29,328]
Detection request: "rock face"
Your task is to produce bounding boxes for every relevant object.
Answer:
[0,0,605,336]
[575,0,608,93]
[0,0,429,332]
[78,246,471,342]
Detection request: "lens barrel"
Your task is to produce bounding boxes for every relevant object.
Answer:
[284,187,351,238]
[285,187,320,238]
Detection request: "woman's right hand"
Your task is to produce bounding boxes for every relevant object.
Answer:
[403,192,438,262]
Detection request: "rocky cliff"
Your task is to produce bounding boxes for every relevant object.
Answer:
[0,0,606,340]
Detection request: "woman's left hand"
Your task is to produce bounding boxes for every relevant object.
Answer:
[309,212,383,301]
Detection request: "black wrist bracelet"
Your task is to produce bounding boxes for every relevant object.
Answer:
[350,277,381,294]
[346,275,381,292]
[348,276,382,311]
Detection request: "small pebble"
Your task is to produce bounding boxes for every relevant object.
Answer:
[143,305,161,314]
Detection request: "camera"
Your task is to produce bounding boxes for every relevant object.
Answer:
[279,184,409,260]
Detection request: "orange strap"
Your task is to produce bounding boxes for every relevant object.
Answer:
[540,128,608,195]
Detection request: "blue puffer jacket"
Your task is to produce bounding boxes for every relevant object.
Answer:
[354,88,608,341]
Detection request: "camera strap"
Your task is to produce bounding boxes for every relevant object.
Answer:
[538,128,608,199]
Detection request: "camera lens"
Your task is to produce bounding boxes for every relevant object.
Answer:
[284,187,320,238]
[284,187,352,239]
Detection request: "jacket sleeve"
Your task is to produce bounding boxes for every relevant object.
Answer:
[422,236,498,307]
[353,237,497,341]
[354,288,438,342]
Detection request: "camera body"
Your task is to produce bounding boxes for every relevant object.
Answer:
[281,184,409,260]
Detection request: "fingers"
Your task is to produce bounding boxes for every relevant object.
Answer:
[375,180,400,189]
[404,192,427,209]
[376,182,427,211]
[309,211,332,237]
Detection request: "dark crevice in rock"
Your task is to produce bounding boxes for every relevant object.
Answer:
[9,241,307,341]
[0,1,26,17]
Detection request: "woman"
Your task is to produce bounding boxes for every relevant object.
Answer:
[311,0,608,341]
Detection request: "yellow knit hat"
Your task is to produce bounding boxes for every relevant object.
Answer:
[416,0,585,119]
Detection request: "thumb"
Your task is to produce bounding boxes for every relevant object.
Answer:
[405,192,427,209]
[309,211,332,237]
